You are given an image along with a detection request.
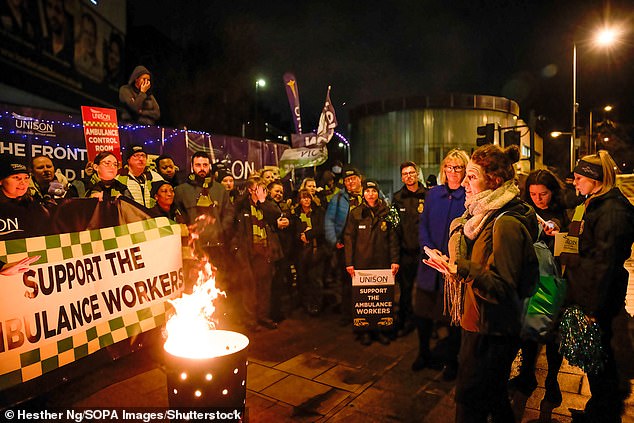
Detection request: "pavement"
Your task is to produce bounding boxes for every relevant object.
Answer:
[18,263,633,423]
[8,232,634,422]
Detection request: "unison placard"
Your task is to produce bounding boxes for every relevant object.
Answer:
[352,269,394,330]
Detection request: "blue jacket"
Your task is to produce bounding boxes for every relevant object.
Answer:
[325,189,357,246]
[416,184,466,291]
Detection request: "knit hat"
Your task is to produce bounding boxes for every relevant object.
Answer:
[150,180,173,198]
[125,144,146,162]
[0,159,28,180]
[217,169,233,182]
[363,178,380,191]
[342,165,361,179]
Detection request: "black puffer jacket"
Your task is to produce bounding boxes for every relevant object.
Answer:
[343,200,399,269]
[392,182,426,253]
[456,197,539,336]
[564,188,634,319]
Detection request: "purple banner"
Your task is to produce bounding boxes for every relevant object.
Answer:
[0,103,288,181]
[283,72,303,140]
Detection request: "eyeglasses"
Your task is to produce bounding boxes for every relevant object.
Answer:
[99,161,118,168]
[444,165,465,172]
[401,171,417,176]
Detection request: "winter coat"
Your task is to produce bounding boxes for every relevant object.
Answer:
[119,65,160,125]
[392,182,426,253]
[291,204,326,254]
[173,174,233,247]
[564,188,634,319]
[84,176,132,201]
[148,203,186,224]
[325,189,360,246]
[116,167,164,208]
[343,200,399,270]
[456,197,539,336]
[233,195,282,262]
[29,171,78,204]
[417,184,466,291]
[266,198,296,261]
[0,190,50,241]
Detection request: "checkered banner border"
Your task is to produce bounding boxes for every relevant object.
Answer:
[0,217,180,391]
[83,121,119,128]
[0,217,178,266]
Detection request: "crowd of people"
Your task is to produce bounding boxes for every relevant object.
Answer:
[1,143,633,422]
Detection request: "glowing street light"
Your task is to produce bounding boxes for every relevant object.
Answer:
[254,78,267,139]
[570,25,622,171]
[595,27,620,46]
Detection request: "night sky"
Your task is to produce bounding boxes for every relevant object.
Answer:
[127,0,633,166]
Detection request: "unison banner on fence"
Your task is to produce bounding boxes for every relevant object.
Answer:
[0,103,288,182]
[0,217,183,390]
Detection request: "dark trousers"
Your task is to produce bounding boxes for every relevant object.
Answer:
[270,257,293,321]
[396,251,418,326]
[455,330,520,423]
[241,253,273,323]
[584,316,627,422]
[516,337,563,402]
[335,247,352,317]
[296,246,324,309]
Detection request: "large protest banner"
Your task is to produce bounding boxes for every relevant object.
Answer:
[352,269,395,330]
[0,217,183,390]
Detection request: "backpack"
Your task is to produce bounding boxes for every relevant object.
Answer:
[521,238,567,341]
[495,212,567,342]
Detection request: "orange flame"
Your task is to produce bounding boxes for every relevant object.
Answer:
[164,262,229,358]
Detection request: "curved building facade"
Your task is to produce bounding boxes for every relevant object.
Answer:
[349,93,535,197]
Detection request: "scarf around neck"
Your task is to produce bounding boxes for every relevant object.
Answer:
[462,180,519,240]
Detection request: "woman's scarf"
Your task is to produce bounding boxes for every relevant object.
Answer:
[462,180,520,240]
[442,179,520,325]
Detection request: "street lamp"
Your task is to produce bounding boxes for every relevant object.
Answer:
[589,105,613,154]
[254,78,266,139]
[570,25,622,171]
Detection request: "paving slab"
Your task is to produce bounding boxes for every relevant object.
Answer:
[275,353,337,380]
[314,363,375,393]
[246,362,288,392]
[260,374,350,416]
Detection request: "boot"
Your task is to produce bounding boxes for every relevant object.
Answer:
[411,316,434,371]
[510,389,529,422]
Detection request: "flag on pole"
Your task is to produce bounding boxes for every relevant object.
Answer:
[316,86,337,144]
[283,73,303,138]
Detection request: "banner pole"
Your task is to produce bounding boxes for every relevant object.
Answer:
[161,127,165,154]
[208,134,215,162]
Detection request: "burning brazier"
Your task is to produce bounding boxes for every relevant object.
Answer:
[164,330,249,408]
[163,263,249,410]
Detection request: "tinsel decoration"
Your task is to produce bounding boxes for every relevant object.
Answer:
[385,205,401,229]
[443,274,464,326]
[558,306,605,375]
